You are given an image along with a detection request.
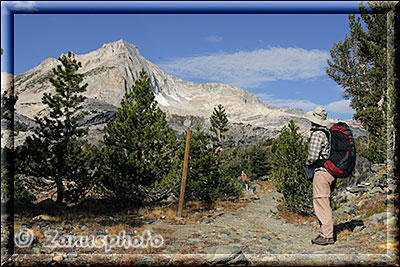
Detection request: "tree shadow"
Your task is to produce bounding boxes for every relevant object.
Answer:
[333,219,364,240]
[13,197,147,225]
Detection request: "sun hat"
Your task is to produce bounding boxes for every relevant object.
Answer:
[306,106,330,127]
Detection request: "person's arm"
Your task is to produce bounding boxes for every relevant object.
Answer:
[306,131,324,166]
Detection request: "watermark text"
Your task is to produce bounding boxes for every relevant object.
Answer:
[15,229,163,252]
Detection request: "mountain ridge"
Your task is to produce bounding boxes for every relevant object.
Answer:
[2,39,366,146]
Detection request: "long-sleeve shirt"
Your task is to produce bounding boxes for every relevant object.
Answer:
[306,126,330,170]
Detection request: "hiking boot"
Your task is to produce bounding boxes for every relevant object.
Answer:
[311,235,335,246]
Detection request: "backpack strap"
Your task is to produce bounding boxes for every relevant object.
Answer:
[310,126,331,168]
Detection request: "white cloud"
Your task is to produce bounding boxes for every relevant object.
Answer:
[10,1,37,11]
[256,93,319,110]
[204,35,223,43]
[256,94,354,115]
[159,47,329,88]
[326,99,354,114]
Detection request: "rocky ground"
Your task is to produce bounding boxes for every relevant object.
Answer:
[2,161,398,266]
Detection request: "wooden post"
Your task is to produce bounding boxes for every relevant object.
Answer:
[177,129,191,218]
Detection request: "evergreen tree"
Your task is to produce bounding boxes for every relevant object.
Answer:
[326,2,396,163]
[1,57,17,202]
[1,59,18,149]
[246,143,271,179]
[98,69,178,203]
[271,120,312,215]
[215,154,243,200]
[210,104,229,154]
[62,139,99,204]
[220,143,271,182]
[175,126,217,202]
[1,88,17,126]
[16,51,93,204]
[173,126,242,202]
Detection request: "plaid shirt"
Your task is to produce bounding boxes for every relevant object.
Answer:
[306,126,330,168]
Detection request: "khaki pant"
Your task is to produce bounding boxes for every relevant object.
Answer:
[313,170,336,239]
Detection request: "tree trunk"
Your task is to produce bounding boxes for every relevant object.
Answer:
[56,177,63,204]
[214,128,222,155]
[56,148,65,204]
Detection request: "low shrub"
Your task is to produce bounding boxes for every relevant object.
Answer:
[271,120,313,215]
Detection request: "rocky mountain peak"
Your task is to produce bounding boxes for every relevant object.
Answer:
[4,39,367,147]
[99,39,140,55]
[101,38,134,49]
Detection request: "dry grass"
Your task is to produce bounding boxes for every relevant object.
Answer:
[136,197,249,225]
[276,203,315,225]
[33,214,60,221]
[12,192,253,255]
[14,223,45,241]
[260,180,316,225]
[178,246,202,254]
[337,229,352,238]
[107,223,132,235]
[359,198,387,218]
[379,242,399,252]
[257,180,276,192]
[371,223,388,232]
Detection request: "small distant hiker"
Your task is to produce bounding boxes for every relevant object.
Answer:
[241,171,248,191]
[305,106,336,246]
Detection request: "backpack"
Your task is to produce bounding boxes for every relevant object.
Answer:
[314,122,357,178]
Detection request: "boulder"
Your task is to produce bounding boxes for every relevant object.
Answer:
[335,191,355,203]
[333,204,355,217]
[369,187,382,195]
[249,183,262,193]
[335,156,373,191]
[244,189,254,196]
[354,156,373,177]
[367,211,391,221]
[356,173,370,185]
[206,245,250,265]
[201,216,214,224]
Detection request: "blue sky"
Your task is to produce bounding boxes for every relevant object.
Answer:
[1,1,363,120]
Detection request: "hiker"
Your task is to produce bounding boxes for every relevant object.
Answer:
[241,171,248,191]
[305,106,336,246]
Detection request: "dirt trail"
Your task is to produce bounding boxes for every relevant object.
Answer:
[149,188,387,255]
[5,180,398,266]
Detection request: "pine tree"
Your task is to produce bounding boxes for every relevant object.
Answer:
[16,51,94,204]
[326,2,396,163]
[220,143,270,182]
[246,143,271,179]
[98,69,178,203]
[210,104,229,154]
[271,120,312,215]
[173,126,241,202]
[1,60,17,202]
[175,126,217,202]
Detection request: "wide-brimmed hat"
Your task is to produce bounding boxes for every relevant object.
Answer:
[306,106,330,127]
